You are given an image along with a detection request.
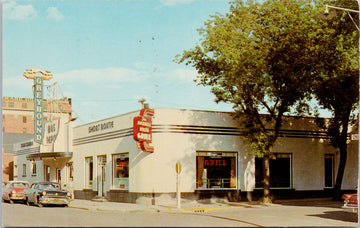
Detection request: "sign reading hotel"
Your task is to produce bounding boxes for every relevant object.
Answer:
[23,68,53,144]
[133,108,154,152]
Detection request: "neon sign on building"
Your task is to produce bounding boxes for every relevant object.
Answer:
[133,108,154,152]
[23,68,53,144]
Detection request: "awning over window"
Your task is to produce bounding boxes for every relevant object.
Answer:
[26,152,73,160]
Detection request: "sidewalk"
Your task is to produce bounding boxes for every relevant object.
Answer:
[68,199,159,212]
[68,197,270,213]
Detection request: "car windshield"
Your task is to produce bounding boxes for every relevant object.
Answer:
[11,182,29,188]
[38,183,60,190]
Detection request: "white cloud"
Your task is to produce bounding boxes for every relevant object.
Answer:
[168,68,198,82]
[56,67,147,85]
[160,0,196,6]
[3,75,34,97]
[46,7,64,21]
[3,1,37,20]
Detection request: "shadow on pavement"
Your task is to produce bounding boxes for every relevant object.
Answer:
[308,211,358,223]
[274,198,343,209]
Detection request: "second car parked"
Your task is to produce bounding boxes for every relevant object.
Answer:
[342,193,358,213]
[25,181,71,207]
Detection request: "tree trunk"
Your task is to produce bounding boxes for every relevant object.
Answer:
[332,110,350,200]
[333,144,347,200]
[263,153,271,203]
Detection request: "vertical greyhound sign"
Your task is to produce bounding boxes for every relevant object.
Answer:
[34,76,44,143]
[23,68,53,144]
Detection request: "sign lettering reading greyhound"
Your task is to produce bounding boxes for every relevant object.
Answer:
[34,76,44,143]
[23,68,53,144]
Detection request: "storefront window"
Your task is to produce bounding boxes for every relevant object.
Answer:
[255,153,292,188]
[112,153,129,190]
[85,157,93,188]
[196,152,237,189]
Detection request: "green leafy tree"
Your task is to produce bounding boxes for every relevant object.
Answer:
[176,0,323,202]
[313,0,359,200]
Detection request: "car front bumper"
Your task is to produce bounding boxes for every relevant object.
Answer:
[342,205,358,213]
[39,197,70,205]
[10,193,26,201]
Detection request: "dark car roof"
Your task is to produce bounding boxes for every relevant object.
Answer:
[6,181,30,188]
[32,181,59,185]
[31,182,68,193]
[8,180,30,184]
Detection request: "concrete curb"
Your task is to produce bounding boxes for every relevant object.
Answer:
[68,205,91,211]
[68,202,236,213]
[68,204,160,213]
[154,204,240,213]
[67,198,296,213]
[181,206,231,213]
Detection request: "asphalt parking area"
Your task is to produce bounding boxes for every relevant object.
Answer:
[202,198,359,227]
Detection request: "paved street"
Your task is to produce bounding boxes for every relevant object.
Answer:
[2,198,358,227]
[207,199,358,227]
[2,203,250,227]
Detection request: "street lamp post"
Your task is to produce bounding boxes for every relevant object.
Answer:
[325,4,359,14]
[316,1,359,200]
[317,4,359,31]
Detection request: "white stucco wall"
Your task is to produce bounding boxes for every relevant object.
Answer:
[71,108,358,195]
[13,154,44,183]
[72,111,137,192]
[146,108,255,193]
[12,116,74,186]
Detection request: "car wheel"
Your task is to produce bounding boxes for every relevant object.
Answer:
[36,197,43,207]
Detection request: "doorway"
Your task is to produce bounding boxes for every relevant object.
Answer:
[325,154,334,188]
[44,165,50,181]
[97,155,107,197]
[56,169,61,185]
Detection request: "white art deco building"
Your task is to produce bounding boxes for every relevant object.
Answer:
[13,108,359,203]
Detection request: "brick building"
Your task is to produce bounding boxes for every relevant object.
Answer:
[2,96,72,182]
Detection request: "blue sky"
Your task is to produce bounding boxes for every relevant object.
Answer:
[3,0,235,124]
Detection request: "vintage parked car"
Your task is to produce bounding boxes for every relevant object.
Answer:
[2,181,30,204]
[342,193,358,213]
[25,181,71,207]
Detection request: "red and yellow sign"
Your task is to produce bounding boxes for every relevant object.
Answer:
[133,116,152,142]
[23,68,53,80]
[117,161,129,167]
[133,108,154,152]
[204,159,227,166]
